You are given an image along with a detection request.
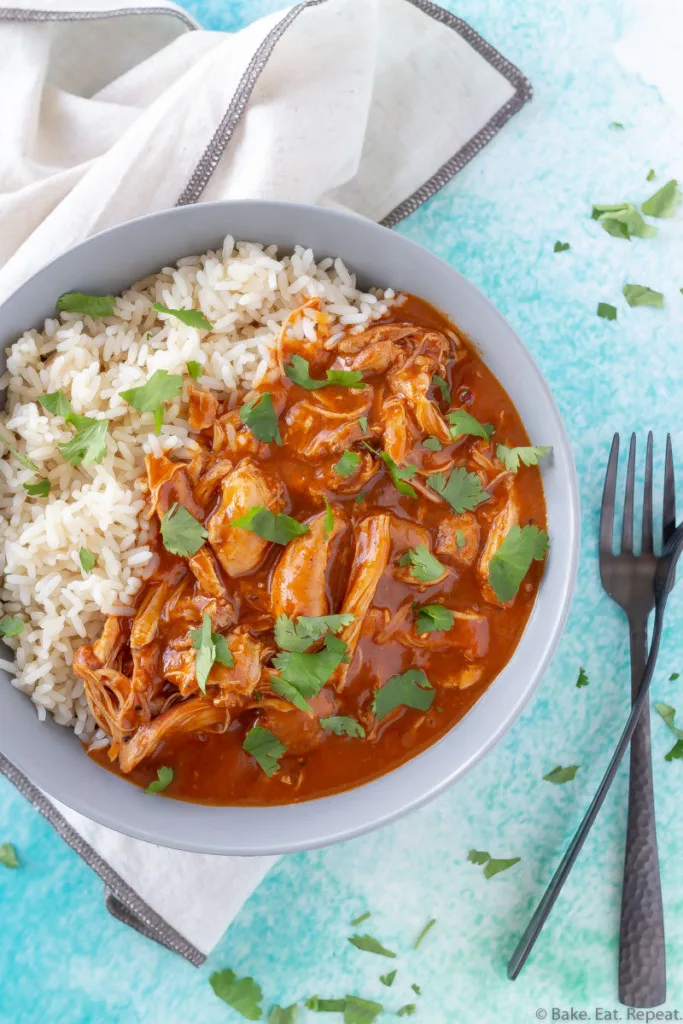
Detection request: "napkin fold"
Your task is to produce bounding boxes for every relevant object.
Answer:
[0,0,530,963]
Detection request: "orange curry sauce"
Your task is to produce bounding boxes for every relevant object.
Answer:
[89,295,546,804]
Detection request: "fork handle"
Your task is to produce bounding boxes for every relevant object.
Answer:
[619,616,666,1007]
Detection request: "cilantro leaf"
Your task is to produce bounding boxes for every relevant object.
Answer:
[153,302,213,331]
[670,672,680,681]
[348,934,396,958]
[351,911,371,926]
[654,702,683,738]
[191,614,218,693]
[285,354,365,390]
[57,292,116,318]
[187,360,202,381]
[334,450,361,477]
[665,740,683,762]
[306,997,347,1012]
[0,617,24,638]
[467,850,490,865]
[379,970,396,987]
[455,530,466,549]
[484,857,520,879]
[269,1006,298,1024]
[58,418,109,467]
[362,443,417,498]
[576,667,589,688]
[355,492,366,504]
[597,303,617,321]
[398,545,445,584]
[79,548,96,573]
[0,431,39,471]
[496,444,552,472]
[427,467,489,513]
[38,391,72,416]
[414,603,454,634]
[239,392,281,444]
[609,121,624,129]
[432,374,451,403]
[343,996,383,1024]
[160,503,207,556]
[413,918,436,949]
[422,436,442,451]
[543,765,580,784]
[448,410,493,440]
[553,241,571,252]
[321,716,365,738]
[271,634,348,710]
[623,284,664,308]
[411,985,421,996]
[210,968,263,1021]
[146,766,173,794]
[0,843,19,868]
[243,726,286,777]
[641,179,680,218]
[231,506,309,545]
[323,497,334,538]
[488,525,549,602]
[647,169,656,182]
[274,613,354,653]
[373,669,434,721]
[397,1006,416,1017]
[591,203,657,239]
[23,479,51,497]
[358,416,369,433]
[119,370,183,431]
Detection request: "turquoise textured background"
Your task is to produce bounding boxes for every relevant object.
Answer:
[2,1,683,1022]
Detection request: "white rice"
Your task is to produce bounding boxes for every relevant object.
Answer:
[0,237,395,736]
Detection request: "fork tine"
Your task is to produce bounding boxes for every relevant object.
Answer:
[642,431,654,553]
[600,433,619,555]
[663,433,676,545]
[621,433,636,554]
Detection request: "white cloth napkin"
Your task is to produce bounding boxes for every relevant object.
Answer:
[0,0,530,962]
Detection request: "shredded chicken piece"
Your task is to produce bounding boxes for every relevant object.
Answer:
[283,392,372,458]
[118,696,231,773]
[193,456,234,505]
[390,517,449,589]
[213,408,263,458]
[400,609,488,657]
[441,665,484,690]
[271,506,347,619]
[130,581,172,648]
[435,512,480,566]
[187,385,219,431]
[208,458,285,577]
[144,453,201,521]
[92,616,125,666]
[314,450,377,495]
[478,479,519,604]
[388,356,452,443]
[336,323,419,356]
[379,395,409,465]
[188,546,227,600]
[333,514,392,689]
[162,631,268,701]
[259,689,336,756]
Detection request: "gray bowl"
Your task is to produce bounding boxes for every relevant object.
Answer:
[0,201,580,855]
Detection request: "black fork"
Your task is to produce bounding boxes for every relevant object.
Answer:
[599,432,673,1008]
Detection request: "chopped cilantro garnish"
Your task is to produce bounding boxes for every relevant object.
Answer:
[422,436,442,451]
[160,503,207,556]
[358,416,369,433]
[373,669,434,721]
[432,374,451,403]
[274,613,354,653]
[467,849,490,865]
[362,443,417,498]
[306,997,347,1012]
[271,634,348,711]
[0,617,24,638]
[414,603,454,634]
[23,479,51,497]
[210,968,263,1020]
[398,545,445,584]
[576,667,589,688]
[187,360,202,381]
[397,1005,416,1017]
[243,725,286,777]
[58,417,109,467]
[413,918,436,949]
[379,970,397,987]
[448,410,493,441]
[411,984,421,996]
[269,1005,298,1024]
[153,302,213,331]
[321,716,365,738]
[323,497,334,538]
[468,850,520,878]
[0,843,19,868]
[231,507,309,545]
[665,740,683,762]
[496,444,552,472]
[553,241,571,252]
[190,614,234,693]
[343,996,383,1024]
[427,467,489,513]
[488,525,549,602]
[646,169,656,182]
[351,911,371,927]
[641,179,680,218]
[285,354,365,390]
[670,672,680,681]
[591,203,657,240]
[239,392,282,444]
[334,450,361,477]
[609,121,624,129]
[623,284,664,308]
[145,766,173,794]
[543,765,580,784]
[455,530,466,549]
[79,548,96,573]
[348,934,396,958]
[0,430,39,472]
[38,391,72,416]
[119,369,183,435]
[355,492,366,504]
[57,292,116,318]
[597,302,617,321]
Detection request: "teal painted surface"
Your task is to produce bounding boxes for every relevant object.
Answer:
[2,1,683,1022]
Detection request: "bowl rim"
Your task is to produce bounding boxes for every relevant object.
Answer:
[0,199,580,855]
